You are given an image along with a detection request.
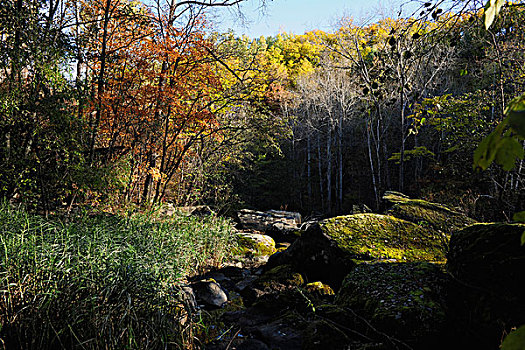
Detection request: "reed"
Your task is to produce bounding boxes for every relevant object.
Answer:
[0,204,235,349]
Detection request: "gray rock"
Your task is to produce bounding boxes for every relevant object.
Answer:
[191,280,228,308]
[237,209,301,232]
[350,204,372,214]
[251,318,303,350]
[179,285,198,314]
[267,214,446,288]
[235,275,259,292]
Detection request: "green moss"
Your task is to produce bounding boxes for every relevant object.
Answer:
[383,192,475,233]
[234,233,276,256]
[320,214,446,262]
[305,282,335,296]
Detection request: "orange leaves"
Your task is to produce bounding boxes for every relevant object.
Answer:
[79,0,226,203]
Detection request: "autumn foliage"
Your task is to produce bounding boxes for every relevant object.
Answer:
[73,0,236,207]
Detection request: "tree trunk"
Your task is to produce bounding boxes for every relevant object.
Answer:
[141,152,156,205]
[317,132,324,212]
[337,112,343,212]
[89,0,112,164]
[398,60,406,193]
[326,125,332,213]
[367,120,379,209]
[307,130,312,206]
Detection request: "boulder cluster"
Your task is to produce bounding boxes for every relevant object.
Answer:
[179,193,525,350]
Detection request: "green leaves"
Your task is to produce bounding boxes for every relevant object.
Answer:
[495,136,525,171]
[514,211,525,223]
[508,110,525,137]
[501,325,525,350]
[484,0,506,30]
[474,94,525,171]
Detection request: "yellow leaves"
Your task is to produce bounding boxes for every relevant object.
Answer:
[148,167,162,181]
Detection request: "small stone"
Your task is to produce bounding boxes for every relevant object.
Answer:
[191,279,228,308]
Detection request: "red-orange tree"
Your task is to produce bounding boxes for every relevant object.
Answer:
[81,0,250,206]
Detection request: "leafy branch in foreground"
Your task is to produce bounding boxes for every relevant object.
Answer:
[475,1,525,346]
[474,94,525,172]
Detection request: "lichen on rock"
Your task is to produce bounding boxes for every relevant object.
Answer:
[234,232,276,256]
[320,213,447,262]
[258,264,305,288]
[240,264,305,307]
[382,191,475,233]
[266,213,448,288]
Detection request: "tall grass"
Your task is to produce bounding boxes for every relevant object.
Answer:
[0,204,236,349]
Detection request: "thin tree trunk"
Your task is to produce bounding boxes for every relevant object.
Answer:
[383,139,391,189]
[74,0,84,122]
[398,57,406,193]
[326,125,332,213]
[141,152,156,205]
[337,112,343,212]
[89,0,112,164]
[307,131,312,205]
[317,132,324,212]
[367,120,379,209]
[371,102,384,193]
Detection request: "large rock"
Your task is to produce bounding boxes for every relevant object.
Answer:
[446,223,525,349]
[383,191,475,233]
[268,214,447,287]
[191,279,228,308]
[237,209,301,232]
[335,262,449,349]
[235,232,276,256]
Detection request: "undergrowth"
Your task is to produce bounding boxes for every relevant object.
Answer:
[0,204,236,349]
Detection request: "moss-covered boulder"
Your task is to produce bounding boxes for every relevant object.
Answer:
[335,262,450,349]
[267,214,447,288]
[382,191,475,233]
[234,232,276,256]
[446,223,525,349]
[321,214,447,261]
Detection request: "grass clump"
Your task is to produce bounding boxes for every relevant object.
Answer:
[0,204,236,349]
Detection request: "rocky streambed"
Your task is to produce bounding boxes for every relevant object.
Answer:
[180,193,525,350]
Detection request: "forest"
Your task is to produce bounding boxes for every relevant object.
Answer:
[1,0,525,349]
[0,0,524,218]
